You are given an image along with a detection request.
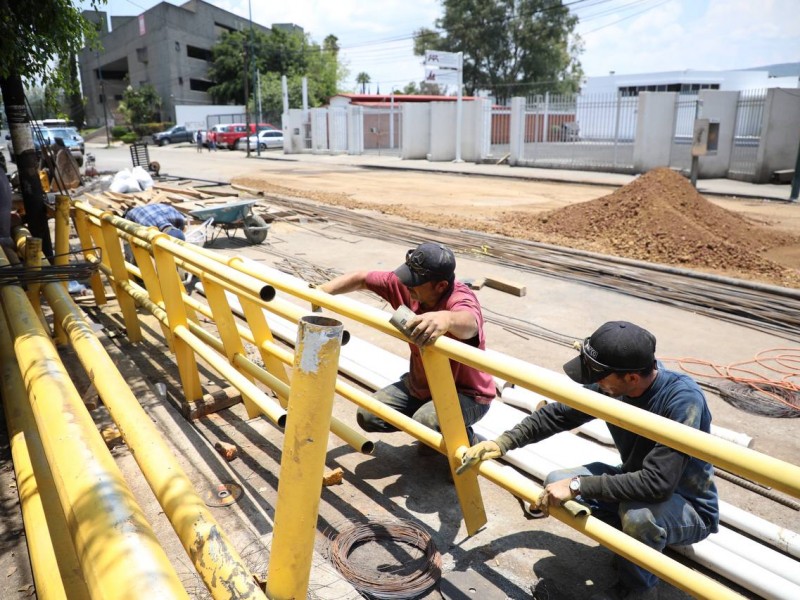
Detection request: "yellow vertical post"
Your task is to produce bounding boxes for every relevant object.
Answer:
[151,237,203,402]
[128,239,175,348]
[23,237,49,331]
[71,209,106,304]
[239,296,290,407]
[202,280,259,417]
[266,316,344,600]
[0,313,90,600]
[99,217,142,341]
[420,349,487,535]
[52,195,72,344]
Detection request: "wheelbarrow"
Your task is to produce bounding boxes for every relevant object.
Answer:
[188,199,270,245]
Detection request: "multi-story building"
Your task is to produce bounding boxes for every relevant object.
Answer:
[79,0,301,127]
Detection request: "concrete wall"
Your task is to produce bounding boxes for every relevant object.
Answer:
[696,91,739,178]
[429,103,457,161]
[756,88,800,183]
[347,106,364,155]
[310,108,329,153]
[632,92,677,172]
[285,109,306,153]
[401,103,430,160]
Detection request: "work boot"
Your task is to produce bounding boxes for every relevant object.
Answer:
[589,581,658,600]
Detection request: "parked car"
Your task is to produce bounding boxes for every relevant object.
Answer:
[243,129,284,151]
[44,127,85,165]
[5,125,85,166]
[216,123,276,150]
[152,125,195,146]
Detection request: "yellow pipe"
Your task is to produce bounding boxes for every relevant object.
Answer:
[267,316,344,600]
[449,345,800,498]
[0,313,89,600]
[209,255,800,498]
[188,317,372,454]
[470,457,745,600]
[41,279,267,600]
[119,278,288,427]
[0,259,189,600]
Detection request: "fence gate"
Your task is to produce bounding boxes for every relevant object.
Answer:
[519,92,637,173]
[728,89,766,181]
[361,106,402,156]
[489,105,512,160]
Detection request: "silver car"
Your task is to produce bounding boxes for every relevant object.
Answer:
[244,129,284,151]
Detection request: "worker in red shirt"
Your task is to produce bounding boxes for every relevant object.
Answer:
[318,242,495,450]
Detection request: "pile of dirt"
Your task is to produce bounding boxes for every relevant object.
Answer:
[234,170,800,288]
[501,168,800,287]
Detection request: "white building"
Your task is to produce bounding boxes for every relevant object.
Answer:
[581,67,799,96]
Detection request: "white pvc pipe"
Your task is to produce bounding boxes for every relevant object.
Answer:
[672,540,800,600]
[717,501,800,559]
[709,527,800,587]
[710,424,753,448]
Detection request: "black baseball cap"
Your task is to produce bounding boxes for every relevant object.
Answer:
[563,321,656,384]
[394,242,456,287]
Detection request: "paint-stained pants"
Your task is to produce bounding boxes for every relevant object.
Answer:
[356,374,490,444]
[545,462,713,591]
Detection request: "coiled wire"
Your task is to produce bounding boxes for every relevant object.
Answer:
[327,518,441,599]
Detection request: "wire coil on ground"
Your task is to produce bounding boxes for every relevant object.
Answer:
[328,518,442,599]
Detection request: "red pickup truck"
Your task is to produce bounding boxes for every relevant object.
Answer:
[212,123,275,150]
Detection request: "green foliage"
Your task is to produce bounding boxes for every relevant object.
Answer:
[413,0,583,100]
[0,0,105,85]
[209,28,344,112]
[120,132,138,144]
[401,81,443,96]
[117,84,161,135]
[110,125,130,139]
[356,72,371,94]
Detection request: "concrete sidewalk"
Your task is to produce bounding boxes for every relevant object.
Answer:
[248,151,796,202]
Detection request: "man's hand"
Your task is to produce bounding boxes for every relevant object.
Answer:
[456,440,502,475]
[536,478,574,516]
[406,312,451,346]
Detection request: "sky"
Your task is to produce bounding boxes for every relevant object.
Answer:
[80,0,800,92]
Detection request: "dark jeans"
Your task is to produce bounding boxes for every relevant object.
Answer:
[356,375,490,444]
[545,462,713,591]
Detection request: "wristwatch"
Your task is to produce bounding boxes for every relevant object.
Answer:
[569,476,581,498]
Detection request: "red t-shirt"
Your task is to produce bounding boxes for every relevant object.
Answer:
[365,271,496,404]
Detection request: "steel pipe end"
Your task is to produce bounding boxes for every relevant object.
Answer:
[260,285,276,301]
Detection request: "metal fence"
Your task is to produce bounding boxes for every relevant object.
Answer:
[362,106,402,156]
[518,92,637,172]
[728,89,766,181]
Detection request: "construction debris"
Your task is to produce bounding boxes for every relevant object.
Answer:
[214,441,239,462]
[322,467,344,486]
[484,276,526,297]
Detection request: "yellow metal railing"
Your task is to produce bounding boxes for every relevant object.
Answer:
[63,200,800,600]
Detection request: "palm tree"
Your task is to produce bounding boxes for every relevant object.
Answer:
[356,72,371,94]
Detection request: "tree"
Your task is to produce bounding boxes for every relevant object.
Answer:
[117,84,160,136]
[401,81,443,96]
[0,0,104,258]
[208,28,343,108]
[413,0,583,101]
[356,72,371,94]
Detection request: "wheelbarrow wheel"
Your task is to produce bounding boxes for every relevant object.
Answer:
[243,214,269,244]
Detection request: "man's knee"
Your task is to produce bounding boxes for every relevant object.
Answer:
[356,408,382,432]
[411,403,439,431]
[621,506,665,547]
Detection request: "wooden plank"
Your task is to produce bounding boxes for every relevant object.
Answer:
[153,183,207,199]
[484,276,526,297]
[231,183,264,196]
